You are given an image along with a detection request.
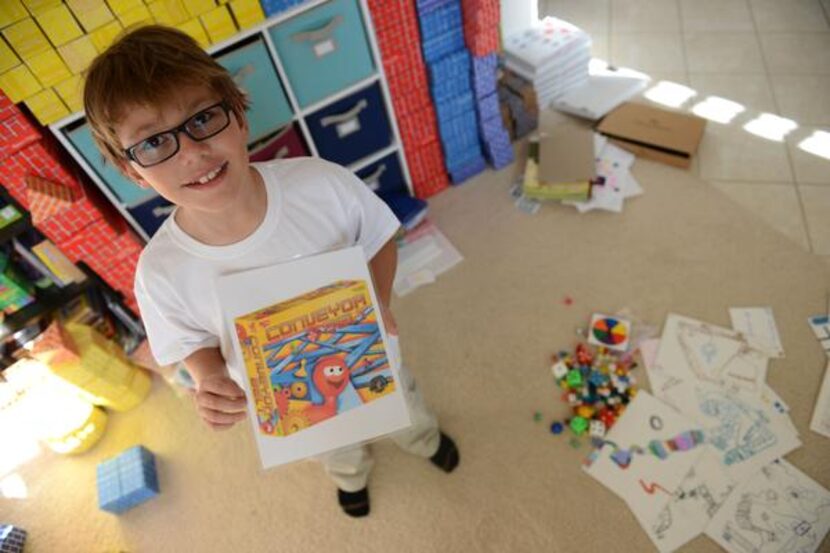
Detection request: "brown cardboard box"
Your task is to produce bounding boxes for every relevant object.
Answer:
[596,102,706,169]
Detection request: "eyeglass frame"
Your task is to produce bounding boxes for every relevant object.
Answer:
[122,100,233,168]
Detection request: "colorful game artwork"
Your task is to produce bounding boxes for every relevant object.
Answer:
[235,280,396,437]
[218,247,411,469]
[588,313,632,352]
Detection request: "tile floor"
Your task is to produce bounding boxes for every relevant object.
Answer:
[538,0,830,265]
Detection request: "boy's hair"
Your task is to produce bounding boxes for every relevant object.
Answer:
[83,24,249,167]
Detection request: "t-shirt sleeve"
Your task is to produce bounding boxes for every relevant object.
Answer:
[329,162,401,260]
[134,259,219,366]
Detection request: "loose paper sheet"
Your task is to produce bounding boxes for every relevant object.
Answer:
[729,307,785,358]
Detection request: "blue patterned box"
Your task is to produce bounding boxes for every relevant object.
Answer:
[97,445,160,514]
[421,27,465,63]
[416,0,455,12]
[0,525,26,553]
[417,1,462,41]
[483,128,514,169]
[438,110,479,157]
[448,151,486,183]
[260,0,305,17]
[475,92,500,123]
[435,91,475,124]
[479,111,507,142]
[472,53,498,98]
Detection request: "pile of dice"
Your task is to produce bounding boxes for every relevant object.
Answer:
[549,343,638,439]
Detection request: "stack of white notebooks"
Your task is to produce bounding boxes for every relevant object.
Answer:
[503,16,592,108]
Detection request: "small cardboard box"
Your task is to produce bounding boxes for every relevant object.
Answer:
[597,102,706,169]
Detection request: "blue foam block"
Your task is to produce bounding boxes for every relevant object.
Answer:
[97,446,160,514]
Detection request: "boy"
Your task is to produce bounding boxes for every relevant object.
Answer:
[83,25,459,518]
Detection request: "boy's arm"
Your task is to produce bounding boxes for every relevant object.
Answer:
[368,234,399,334]
[183,347,247,430]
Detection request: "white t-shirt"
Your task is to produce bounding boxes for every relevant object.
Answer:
[134,158,400,383]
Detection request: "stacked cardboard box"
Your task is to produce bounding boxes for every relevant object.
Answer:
[369,0,449,199]
[0,90,142,312]
[460,0,512,170]
[0,0,263,125]
[417,0,484,184]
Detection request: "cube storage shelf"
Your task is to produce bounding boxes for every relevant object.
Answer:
[49,0,413,242]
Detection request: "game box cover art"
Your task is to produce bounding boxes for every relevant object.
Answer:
[234,280,396,437]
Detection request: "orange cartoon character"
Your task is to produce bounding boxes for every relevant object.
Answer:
[305,355,351,424]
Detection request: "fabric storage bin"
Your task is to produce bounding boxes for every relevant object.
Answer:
[305,82,392,166]
[128,194,175,237]
[249,124,308,162]
[355,152,406,194]
[214,37,294,144]
[269,0,375,108]
[64,122,156,207]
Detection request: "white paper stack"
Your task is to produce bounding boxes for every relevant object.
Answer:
[503,16,592,108]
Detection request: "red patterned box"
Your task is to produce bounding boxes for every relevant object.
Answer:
[465,27,500,57]
[59,218,142,266]
[25,175,79,224]
[404,138,447,184]
[0,141,82,207]
[37,196,103,245]
[368,0,418,32]
[390,84,432,118]
[413,171,450,199]
[0,113,42,160]
[398,105,440,151]
[0,91,20,122]
[461,0,500,26]
[93,248,140,293]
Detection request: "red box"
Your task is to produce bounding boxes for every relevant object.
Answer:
[94,248,140,293]
[413,172,449,199]
[0,91,21,122]
[0,112,41,160]
[248,124,308,162]
[0,140,82,207]
[398,105,440,150]
[53,217,138,265]
[390,84,432,118]
[368,0,417,32]
[404,138,447,185]
[465,27,500,56]
[37,196,104,245]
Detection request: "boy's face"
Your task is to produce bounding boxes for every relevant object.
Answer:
[114,84,251,214]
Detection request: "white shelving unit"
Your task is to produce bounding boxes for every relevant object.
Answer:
[50,0,412,242]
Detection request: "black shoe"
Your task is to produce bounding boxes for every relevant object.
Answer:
[429,432,459,473]
[338,487,370,518]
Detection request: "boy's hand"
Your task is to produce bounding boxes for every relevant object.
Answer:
[191,375,248,431]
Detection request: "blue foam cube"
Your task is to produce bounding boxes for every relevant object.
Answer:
[0,525,27,553]
[97,445,160,514]
[417,1,462,42]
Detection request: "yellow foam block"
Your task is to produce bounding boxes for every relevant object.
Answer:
[66,0,115,32]
[105,0,143,16]
[88,19,122,52]
[24,47,71,87]
[229,0,263,30]
[0,0,28,29]
[25,88,70,124]
[21,0,62,16]
[57,35,98,74]
[147,0,189,26]
[44,405,108,455]
[54,74,83,112]
[118,3,152,28]
[200,5,236,44]
[183,0,216,19]
[0,39,21,74]
[2,17,51,59]
[176,18,209,48]
[36,4,84,47]
[0,63,42,102]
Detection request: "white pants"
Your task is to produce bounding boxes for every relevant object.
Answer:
[315,336,440,492]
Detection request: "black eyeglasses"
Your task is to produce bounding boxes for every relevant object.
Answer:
[123,101,232,167]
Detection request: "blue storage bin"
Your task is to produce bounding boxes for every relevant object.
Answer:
[260,0,304,17]
[270,0,375,108]
[356,152,406,194]
[417,1,461,42]
[305,82,392,166]
[215,38,293,144]
[65,122,156,207]
[128,194,175,237]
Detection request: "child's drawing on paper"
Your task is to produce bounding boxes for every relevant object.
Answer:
[707,460,830,553]
[234,280,396,437]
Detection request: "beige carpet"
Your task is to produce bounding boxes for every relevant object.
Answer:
[8,153,830,552]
